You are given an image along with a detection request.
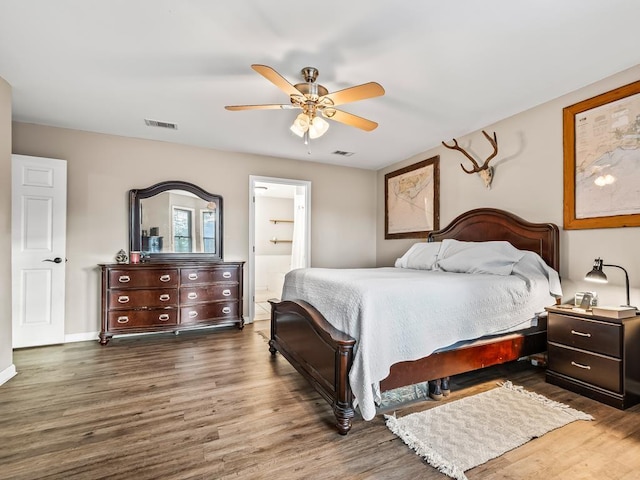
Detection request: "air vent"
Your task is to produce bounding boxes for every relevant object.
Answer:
[332,150,355,157]
[144,119,178,130]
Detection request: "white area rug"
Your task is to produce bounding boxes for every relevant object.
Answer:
[385,381,593,480]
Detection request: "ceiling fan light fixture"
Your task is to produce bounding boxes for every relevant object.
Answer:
[290,123,304,137]
[290,113,310,137]
[309,116,329,139]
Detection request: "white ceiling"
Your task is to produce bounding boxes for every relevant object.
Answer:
[1,1,639,170]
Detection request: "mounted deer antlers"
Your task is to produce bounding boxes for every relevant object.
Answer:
[442,130,498,189]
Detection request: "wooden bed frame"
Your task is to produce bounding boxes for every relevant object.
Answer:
[268,208,560,435]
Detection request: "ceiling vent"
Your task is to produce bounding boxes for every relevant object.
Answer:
[332,150,355,157]
[144,119,178,130]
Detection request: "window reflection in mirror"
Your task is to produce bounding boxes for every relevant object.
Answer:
[202,210,217,253]
[172,207,194,252]
[130,181,222,261]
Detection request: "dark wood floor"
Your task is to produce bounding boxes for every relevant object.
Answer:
[2,322,640,480]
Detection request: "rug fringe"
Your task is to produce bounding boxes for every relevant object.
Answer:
[385,414,469,480]
[498,381,594,421]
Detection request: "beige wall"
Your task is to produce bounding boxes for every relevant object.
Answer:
[377,64,640,307]
[0,77,13,377]
[12,124,377,337]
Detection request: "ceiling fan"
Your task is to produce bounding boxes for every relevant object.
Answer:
[225,64,385,144]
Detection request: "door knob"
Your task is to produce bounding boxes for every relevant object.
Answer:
[43,257,63,264]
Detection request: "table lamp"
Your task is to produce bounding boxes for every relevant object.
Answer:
[585,257,635,309]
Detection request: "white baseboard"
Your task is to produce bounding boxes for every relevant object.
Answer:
[0,364,17,386]
[64,331,99,343]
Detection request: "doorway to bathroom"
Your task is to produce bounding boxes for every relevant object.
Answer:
[248,176,311,322]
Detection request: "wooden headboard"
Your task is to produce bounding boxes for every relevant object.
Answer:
[428,208,560,272]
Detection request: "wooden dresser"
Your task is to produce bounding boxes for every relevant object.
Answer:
[99,261,244,344]
[545,306,640,409]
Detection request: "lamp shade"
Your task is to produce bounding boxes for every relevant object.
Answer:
[308,116,329,139]
[585,258,608,283]
[290,113,310,137]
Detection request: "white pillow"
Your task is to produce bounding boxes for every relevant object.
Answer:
[394,242,442,270]
[436,239,524,275]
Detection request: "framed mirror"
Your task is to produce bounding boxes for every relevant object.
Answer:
[129,181,223,261]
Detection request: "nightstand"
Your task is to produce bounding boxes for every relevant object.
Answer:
[545,306,640,409]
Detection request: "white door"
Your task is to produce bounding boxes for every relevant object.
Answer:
[249,176,311,323]
[12,154,67,348]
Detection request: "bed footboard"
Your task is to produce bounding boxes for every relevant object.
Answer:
[268,299,356,435]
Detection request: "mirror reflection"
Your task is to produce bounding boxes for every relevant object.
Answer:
[130,181,223,261]
[140,190,219,254]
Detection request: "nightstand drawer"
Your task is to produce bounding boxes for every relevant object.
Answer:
[548,343,621,393]
[548,312,621,358]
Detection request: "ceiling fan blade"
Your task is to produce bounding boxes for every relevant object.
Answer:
[322,109,379,131]
[225,104,296,111]
[251,64,302,98]
[320,82,385,107]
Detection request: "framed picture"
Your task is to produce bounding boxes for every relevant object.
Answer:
[385,156,440,239]
[563,79,640,229]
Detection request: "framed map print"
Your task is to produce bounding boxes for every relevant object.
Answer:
[385,156,440,239]
[564,79,640,229]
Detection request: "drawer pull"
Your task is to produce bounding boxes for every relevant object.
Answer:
[188,292,198,300]
[571,361,591,370]
[222,289,231,297]
[223,271,232,279]
[159,294,171,301]
[222,307,231,314]
[158,314,170,322]
[118,275,130,283]
[571,330,591,338]
[118,295,130,304]
[188,311,198,319]
[188,273,198,280]
[160,275,171,282]
[117,316,129,324]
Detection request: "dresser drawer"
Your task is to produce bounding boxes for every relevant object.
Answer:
[180,285,239,304]
[107,309,178,329]
[108,288,178,309]
[548,312,621,358]
[180,302,239,324]
[180,267,239,285]
[109,269,179,288]
[548,343,621,393]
